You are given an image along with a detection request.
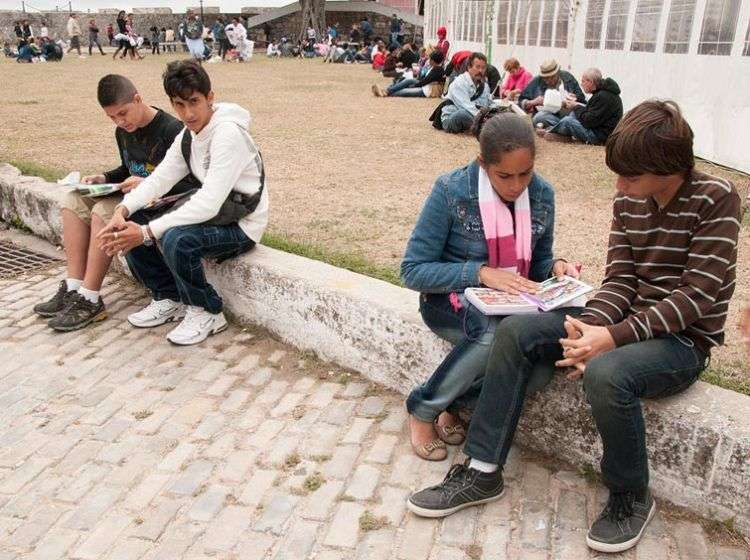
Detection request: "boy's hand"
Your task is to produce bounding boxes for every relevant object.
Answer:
[552,260,581,280]
[81,174,106,185]
[119,175,144,193]
[740,305,750,355]
[98,221,144,256]
[556,315,615,370]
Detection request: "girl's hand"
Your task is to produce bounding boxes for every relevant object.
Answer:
[552,260,582,280]
[479,266,539,295]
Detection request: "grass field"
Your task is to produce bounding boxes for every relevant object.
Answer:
[1,53,749,389]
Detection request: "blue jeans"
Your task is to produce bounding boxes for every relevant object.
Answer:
[387,78,425,98]
[548,114,601,144]
[406,294,554,422]
[126,212,255,314]
[463,310,707,492]
[532,110,562,128]
[442,108,474,133]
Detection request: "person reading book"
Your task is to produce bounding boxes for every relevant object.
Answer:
[34,74,196,332]
[406,100,741,554]
[97,60,268,346]
[400,108,580,461]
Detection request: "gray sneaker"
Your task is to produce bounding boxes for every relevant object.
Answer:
[587,489,655,553]
[48,292,106,332]
[407,460,505,518]
[34,280,75,317]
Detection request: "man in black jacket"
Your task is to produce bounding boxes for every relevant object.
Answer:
[545,68,623,144]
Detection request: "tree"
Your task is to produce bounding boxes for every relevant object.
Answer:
[298,0,326,42]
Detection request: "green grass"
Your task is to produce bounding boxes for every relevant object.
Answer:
[260,231,402,286]
[701,365,750,397]
[6,159,63,183]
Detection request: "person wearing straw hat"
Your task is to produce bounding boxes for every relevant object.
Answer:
[518,58,585,130]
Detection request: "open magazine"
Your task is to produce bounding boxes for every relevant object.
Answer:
[465,275,594,315]
[72,183,122,198]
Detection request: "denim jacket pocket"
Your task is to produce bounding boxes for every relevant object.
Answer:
[531,207,550,245]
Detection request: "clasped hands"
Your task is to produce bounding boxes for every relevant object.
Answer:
[96,206,145,257]
[556,316,615,380]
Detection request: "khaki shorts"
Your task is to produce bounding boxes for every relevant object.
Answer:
[61,190,123,225]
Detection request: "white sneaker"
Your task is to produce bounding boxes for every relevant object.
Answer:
[166,306,228,346]
[128,299,185,328]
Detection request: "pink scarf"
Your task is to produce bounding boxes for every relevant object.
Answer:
[477,166,531,278]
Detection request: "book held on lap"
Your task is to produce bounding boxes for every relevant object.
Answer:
[465,276,593,315]
[73,183,122,198]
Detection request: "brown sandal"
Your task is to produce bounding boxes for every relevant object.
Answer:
[411,438,447,461]
[435,421,466,446]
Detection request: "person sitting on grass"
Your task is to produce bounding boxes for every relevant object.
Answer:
[372,49,445,98]
[34,74,198,331]
[381,45,400,77]
[499,57,532,100]
[98,60,268,346]
[518,58,585,129]
[542,68,623,145]
[407,99,741,555]
[401,107,580,460]
[438,52,492,134]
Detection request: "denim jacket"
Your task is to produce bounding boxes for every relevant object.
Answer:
[401,160,556,293]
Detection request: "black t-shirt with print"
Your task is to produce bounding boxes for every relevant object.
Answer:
[103,108,197,195]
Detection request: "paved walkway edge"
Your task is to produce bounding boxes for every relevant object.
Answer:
[2,162,749,535]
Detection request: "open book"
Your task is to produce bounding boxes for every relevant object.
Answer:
[72,183,122,198]
[465,276,594,315]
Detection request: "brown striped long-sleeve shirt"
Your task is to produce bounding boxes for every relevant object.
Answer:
[580,170,741,356]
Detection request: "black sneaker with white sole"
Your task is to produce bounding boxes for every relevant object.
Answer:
[48,292,106,332]
[587,489,655,553]
[34,280,76,317]
[407,460,505,518]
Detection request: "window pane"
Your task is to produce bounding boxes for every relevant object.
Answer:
[540,0,555,46]
[664,0,696,53]
[528,0,542,46]
[477,1,486,42]
[605,0,631,49]
[631,0,663,51]
[585,0,606,48]
[497,0,510,44]
[555,1,570,47]
[515,0,531,44]
[698,0,741,55]
[744,18,750,55]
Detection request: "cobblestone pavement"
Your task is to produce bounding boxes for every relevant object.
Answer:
[0,242,748,559]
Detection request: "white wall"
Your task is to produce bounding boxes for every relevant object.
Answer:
[426,0,750,173]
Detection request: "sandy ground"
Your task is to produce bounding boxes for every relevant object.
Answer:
[1,53,749,378]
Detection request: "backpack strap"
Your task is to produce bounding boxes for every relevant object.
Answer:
[181,130,193,176]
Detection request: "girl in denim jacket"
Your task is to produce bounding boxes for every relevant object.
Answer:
[401,108,580,460]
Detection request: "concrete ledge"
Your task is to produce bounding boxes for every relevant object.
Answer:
[1,162,749,534]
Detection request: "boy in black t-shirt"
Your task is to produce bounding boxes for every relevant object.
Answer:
[35,74,196,332]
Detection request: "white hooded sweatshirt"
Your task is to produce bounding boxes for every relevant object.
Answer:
[122,102,268,242]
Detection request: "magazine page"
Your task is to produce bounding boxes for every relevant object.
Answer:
[464,288,538,315]
[521,276,593,312]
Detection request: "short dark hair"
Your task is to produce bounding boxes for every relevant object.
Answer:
[162,60,211,101]
[472,107,535,166]
[468,52,487,67]
[606,99,694,177]
[97,74,137,107]
[430,49,445,64]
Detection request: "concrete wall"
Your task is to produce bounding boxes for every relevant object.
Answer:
[427,0,750,174]
[1,161,749,535]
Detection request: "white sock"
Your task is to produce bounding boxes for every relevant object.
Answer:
[65,278,82,291]
[78,287,99,304]
[469,458,498,473]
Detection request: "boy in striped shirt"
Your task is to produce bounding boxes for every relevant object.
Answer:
[406,100,741,554]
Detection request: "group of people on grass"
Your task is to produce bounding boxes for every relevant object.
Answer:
[29,24,742,556]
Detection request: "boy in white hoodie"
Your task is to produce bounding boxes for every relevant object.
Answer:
[98,60,268,345]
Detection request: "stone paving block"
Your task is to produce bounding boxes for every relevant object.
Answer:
[245,418,285,448]
[359,396,386,418]
[231,353,261,372]
[439,506,477,547]
[26,527,80,560]
[239,469,277,506]
[291,377,317,393]
[252,493,298,535]
[64,485,122,531]
[379,408,407,433]
[271,392,304,418]
[219,389,251,413]
[219,450,257,482]
[388,451,423,489]
[0,432,48,467]
[324,401,356,426]
[168,460,214,496]
[323,445,361,480]
[345,464,381,500]
[201,505,254,552]
[55,463,109,503]
[255,380,290,406]
[203,433,237,459]
[715,547,749,560]
[520,500,553,552]
[635,535,670,560]
[673,520,710,560]
[71,512,131,560]
[130,499,183,541]
[3,475,63,519]
[171,398,215,426]
[300,480,343,521]
[123,472,171,512]
[0,457,52,494]
[342,382,368,398]
[264,434,301,467]
[193,360,228,382]
[556,489,588,531]
[397,515,436,560]
[341,418,374,444]
[365,434,399,464]
[108,538,153,560]
[300,424,340,458]
[482,523,511,560]
[522,463,551,504]
[234,531,275,560]
[5,503,68,549]
[188,484,229,522]
[93,416,132,442]
[356,528,397,560]
[307,382,339,408]
[324,502,365,548]
[191,412,227,440]
[245,367,274,387]
[158,442,197,472]
[373,485,409,526]
[553,528,590,560]
[273,519,320,559]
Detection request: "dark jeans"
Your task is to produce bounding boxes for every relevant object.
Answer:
[463,310,707,492]
[387,78,425,98]
[88,38,104,55]
[548,113,601,144]
[126,212,255,314]
[406,294,553,422]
